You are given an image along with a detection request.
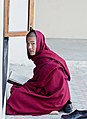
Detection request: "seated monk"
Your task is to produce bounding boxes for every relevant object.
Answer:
[6,29,72,115]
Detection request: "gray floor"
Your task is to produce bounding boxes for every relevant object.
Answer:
[46,38,87,61]
[4,39,87,119]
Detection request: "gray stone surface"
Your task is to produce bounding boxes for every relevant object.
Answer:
[46,38,87,61]
[6,115,61,119]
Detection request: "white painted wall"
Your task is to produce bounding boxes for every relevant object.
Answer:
[9,37,29,64]
[35,0,87,38]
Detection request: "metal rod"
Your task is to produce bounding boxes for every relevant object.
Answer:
[2,37,9,109]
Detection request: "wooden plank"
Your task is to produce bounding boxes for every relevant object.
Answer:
[29,0,34,29]
[4,0,9,37]
[28,0,30,31]
[4,31,29,37]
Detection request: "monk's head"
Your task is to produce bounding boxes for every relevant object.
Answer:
[26,29,49,60]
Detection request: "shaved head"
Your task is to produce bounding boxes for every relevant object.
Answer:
[26,30,36,38]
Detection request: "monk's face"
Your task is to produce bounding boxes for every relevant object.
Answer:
[27,36,36,56]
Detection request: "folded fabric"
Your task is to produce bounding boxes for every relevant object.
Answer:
[77,115,87,119]
[61,109,87,119]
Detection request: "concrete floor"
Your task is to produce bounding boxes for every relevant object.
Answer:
[46,38,87,61]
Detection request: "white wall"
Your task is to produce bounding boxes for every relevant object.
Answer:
[9,37,29,64]
[35,0,87,38]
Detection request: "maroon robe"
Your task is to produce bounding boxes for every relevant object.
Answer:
[6,30,71,115]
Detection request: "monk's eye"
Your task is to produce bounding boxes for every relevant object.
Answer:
[32,43,35,45]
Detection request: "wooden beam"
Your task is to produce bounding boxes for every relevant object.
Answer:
[4,0,9,37]
[29,0,34,29]
[4,31,29,37]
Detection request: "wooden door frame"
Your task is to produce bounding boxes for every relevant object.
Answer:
[4,0,34,37]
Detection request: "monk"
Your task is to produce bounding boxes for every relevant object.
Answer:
[6,29,72,115]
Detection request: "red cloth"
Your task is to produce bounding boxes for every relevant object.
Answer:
[6,30,71,115]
